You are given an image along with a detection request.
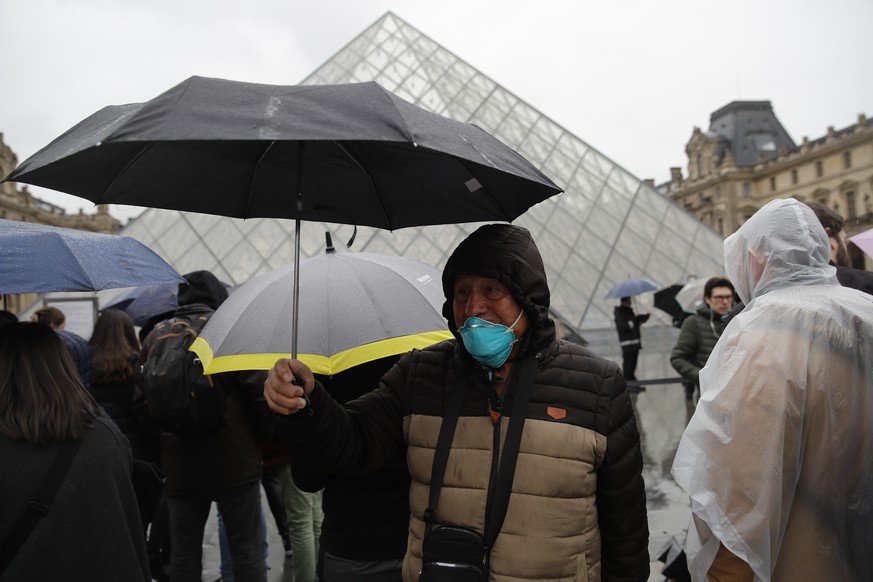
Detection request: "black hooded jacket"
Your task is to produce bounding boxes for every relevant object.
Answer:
[275,224,649,581]
[138,270,272,496]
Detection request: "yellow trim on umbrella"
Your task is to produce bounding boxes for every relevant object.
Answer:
[190,330,454,376]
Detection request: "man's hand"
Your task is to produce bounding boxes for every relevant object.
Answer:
[264,358,315,415]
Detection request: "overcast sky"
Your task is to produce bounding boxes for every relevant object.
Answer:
[2,0,870,221]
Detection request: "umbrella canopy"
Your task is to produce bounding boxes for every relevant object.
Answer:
[849,226,873,261]
[0,218,183,294]
[605,277,660,299]
[5,76,561,358]
[190,243,453,375]
[675,278,708,312]
[653,283,689,325]
[4,76,559,226]
[100,282,179,326]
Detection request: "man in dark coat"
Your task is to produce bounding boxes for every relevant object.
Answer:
[137,270,273,582]
[669,277,735,401]
[264,224,649,582]
[613,296,650,391]
[805,201,873,295]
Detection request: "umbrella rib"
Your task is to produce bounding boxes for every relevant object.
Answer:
[100,144,153,202]
[335,142,392,229]
[243,141,277,217]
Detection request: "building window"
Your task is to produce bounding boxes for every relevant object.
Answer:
[815,160,823,177]
[742,182,751,197]
[748,132,777,152]
[844,150,852,169]
[718,218,724,234]
[716,185,721,197]
[791,169,798,184]
[770,176,776,191]
[696,154,703,178]
[847,191,856,219]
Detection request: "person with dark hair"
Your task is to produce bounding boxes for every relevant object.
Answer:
[669,277,735,402]
[0,322,150,581]
[672,199,873,581]
[90,309,166,575]
[33,305,66,329]
[804,201,873,294]
[138,270,273,582]
[264,224,650,581]
[613,295,650,392]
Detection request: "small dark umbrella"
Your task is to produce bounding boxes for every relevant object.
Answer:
[654,284,689,327]
[4,76,561,360]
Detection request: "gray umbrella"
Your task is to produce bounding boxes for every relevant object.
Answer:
[191,238,451,375]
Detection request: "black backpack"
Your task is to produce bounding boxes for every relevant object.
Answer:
[139,312,224,437]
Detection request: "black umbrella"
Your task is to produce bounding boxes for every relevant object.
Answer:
[654,283,689,327]
[4,76,561,357]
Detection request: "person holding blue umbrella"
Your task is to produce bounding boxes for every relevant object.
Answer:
[614,296,650,392]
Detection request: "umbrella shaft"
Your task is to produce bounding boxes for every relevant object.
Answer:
[292,215,301,359]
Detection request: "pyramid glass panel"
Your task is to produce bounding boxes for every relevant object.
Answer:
[115,11,723,380]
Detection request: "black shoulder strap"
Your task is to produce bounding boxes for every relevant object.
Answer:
[423,355,537,551]
[0,438,83,575]
[423,362,468,535]
[484,355,536,548]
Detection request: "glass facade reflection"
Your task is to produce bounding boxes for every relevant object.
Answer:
[116,12,724,373]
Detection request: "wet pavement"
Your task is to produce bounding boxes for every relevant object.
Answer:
[197,382,693,582]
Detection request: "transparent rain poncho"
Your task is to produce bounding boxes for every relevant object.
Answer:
[671,199,873,581]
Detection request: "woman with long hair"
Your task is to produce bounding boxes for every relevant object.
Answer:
[0,322,150,581]
[89,309,160,460]
[89,309,168,579]
[90,308,140,385]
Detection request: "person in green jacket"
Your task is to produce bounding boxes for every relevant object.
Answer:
[669,277,735,402]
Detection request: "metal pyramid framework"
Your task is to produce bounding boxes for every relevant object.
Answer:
[117,11,723,357]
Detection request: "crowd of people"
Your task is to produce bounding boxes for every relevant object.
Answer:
[1,196,871,582]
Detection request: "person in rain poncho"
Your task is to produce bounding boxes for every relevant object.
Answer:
[671,198,873,582]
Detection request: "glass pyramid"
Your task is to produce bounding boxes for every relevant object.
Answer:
[116,12,723,371]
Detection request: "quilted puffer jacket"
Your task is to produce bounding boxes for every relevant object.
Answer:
[275,224,649,581]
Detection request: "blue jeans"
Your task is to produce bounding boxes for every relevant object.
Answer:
[218,505,269,580]
[167,481,266,582]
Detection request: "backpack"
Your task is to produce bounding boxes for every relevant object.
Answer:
[139,312,224,437]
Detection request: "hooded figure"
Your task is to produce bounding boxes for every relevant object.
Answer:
[268,223,650,582]
[177,269,229,311]
[671,199,873,581]
[138,269,272,582]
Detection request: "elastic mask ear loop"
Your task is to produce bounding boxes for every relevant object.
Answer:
[506,309,524,333]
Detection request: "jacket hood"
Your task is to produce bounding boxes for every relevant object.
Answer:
[441,223,555,356]
[724,198,838,305]
[177,270,228,310]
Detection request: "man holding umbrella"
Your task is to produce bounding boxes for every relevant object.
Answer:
[265,224,649,582]
[613,296,650,391]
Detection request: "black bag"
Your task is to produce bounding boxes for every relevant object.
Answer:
[419,525,487,582]
[139,313,224,437]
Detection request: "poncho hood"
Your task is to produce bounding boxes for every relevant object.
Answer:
[724,198,837,305]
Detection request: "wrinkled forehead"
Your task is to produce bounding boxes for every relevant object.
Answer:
[452,274,505,289]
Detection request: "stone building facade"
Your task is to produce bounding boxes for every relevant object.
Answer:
[1,133,122,314]
[663,101,873,269]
